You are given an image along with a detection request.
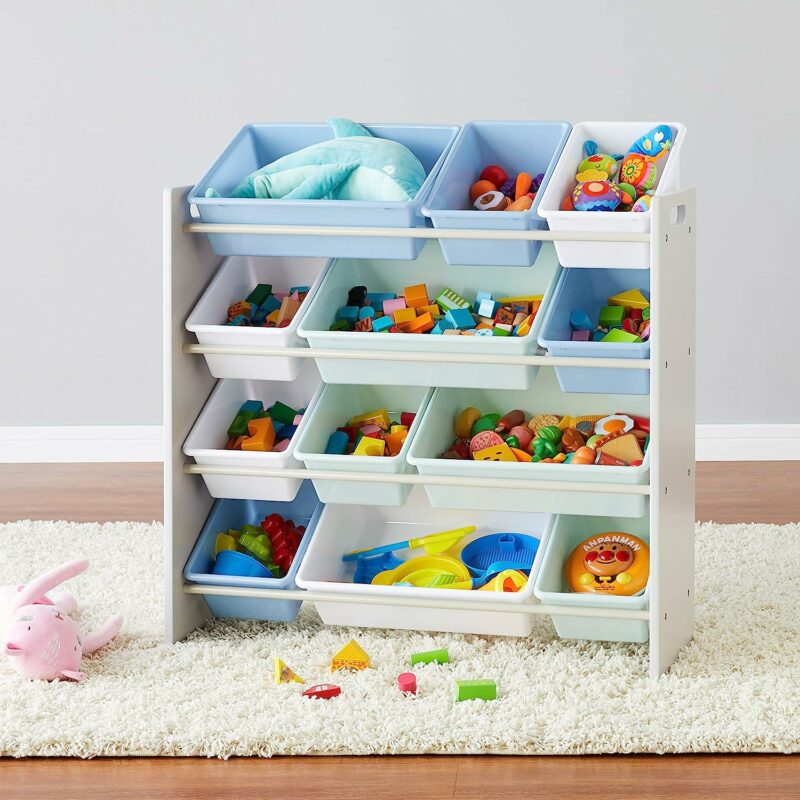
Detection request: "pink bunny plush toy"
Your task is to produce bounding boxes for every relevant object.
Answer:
[2,559,122,682]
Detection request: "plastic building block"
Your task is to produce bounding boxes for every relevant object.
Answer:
[405,311,434,333]
[351,409,391,430]
[435,287,470,312]
[419,303,441,317]
[367,292,396,304]
[336,306,360,324]
[642,305,651,321]
[325,430,349,455]
[404,283,429,309]
[477,298,499,318]
[372,315,395,333]
[227,400,264,438]
[514,314,534,337]
[331,639,371,671]
[492,327,510,337]
[278,424,297,439]
[227,300,253,320]
[269,401,299,426]
[241,417,276,452]
[384,430,406,456]
[353,437,386,456]
[599,306,625,328]
[398,672,417,694]
[410,648,450,666]
[456,679,496,701]
[569,309,593,331]
[571,330,591,341]
[445,308,476,330]
[358,306,376,320]
[290,285,310,296]
[498,294,542,306]
[601,328,642,343]
[246,284,272,307]
[303,684,341,699]
[329,319,351,332]
[259,295,281,316]
[354,317,373,332]
[494,307,515,326]
[608,289,649,309]
[274,658,304,684]
[591,330,606,342]
[383,297,407,315]
[276,296,300,326]
[226,314,251,327]
[400,412,416,428]
[393,307,417,326]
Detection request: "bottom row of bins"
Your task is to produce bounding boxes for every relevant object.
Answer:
[184,485,649,644]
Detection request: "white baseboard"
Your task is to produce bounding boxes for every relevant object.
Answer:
[0,424,798,463]
[0,426,164,463]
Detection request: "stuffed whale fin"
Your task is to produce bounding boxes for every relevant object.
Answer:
[328,118,373,138]
[283,163,358,199]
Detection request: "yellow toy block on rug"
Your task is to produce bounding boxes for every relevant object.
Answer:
[331,639,371,671]
[274,658,304,684]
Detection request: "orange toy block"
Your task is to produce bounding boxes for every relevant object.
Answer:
[403,283,430,309]
[384,430,407,456]
[276,296,301,326]
[419,303,441,317]
[241,417,275,452]
[351,409,391,430]
[229,435,247,450]
[393,307,417,326]
[405,311,434,333]
[265,309,280,327]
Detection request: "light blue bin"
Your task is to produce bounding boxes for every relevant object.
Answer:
[533,512,650,643]
[188,123,459,260]
[183,482,322,622]
[422,121,571,266]
[538,268,651,394]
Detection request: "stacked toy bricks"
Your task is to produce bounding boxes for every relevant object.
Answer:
[226,283,309,327]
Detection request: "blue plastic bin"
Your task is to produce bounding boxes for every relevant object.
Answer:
[538,268,651,394]
[189,123,459,260]
[422,121,570,266]
[183,482,322,622]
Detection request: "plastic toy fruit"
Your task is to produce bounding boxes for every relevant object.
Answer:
[480,164,509,186]
[565,532,649,595]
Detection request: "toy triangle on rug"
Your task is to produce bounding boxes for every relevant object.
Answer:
[274,657,304,684]
[331,639,371,671]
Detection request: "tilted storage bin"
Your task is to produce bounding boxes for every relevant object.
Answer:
[183,482,323,622]
[537,121,685,268]
[534,512,650,643]
[538,267,651,394]
[185,255,331,381]
[188,122,459,260]
[295,486,553,636]
[422,120,570,267]
[407,369,650,517]
[293,383,432,506]
[298,241,560,390]
[183,361,322,501]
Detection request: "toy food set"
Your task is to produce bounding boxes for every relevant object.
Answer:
[329,282,542,337]
[560,124,673,213]
[568,288,650,343]
[468,164,545,213]
[204,118,428,203]
[342,527,540,591]
[212,511,306,579]
[565,531,649,596]
[439,407,649,466]
[225,399,304,452]
[325,408,416,457]
[225,283,309,328]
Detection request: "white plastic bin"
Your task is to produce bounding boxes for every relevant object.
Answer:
[185,255,330,381]
[534,512,650,643]
[407,369,650,517]
[188,122,459,260]
[295,486,553,636]
[293,383,432,506]
[298,241,560,390]
[422,120,570,267]
[183,361,322,501]
[537,121,686,268]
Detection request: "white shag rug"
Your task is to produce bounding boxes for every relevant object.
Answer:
[1,518,800,757]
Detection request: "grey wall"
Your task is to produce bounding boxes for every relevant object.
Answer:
[1,0,796,426]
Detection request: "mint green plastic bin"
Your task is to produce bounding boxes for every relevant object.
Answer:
[533,513,650,643]
[293,383,433,506]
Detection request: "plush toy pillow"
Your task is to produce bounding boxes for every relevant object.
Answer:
[206,118,427,202]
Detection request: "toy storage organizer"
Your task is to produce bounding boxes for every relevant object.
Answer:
[167,172,695,679]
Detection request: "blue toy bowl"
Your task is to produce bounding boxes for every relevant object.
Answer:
[213,550,274,579]
[460,533,540,576]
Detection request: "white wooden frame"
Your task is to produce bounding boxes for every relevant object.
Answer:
[165,187,696,678]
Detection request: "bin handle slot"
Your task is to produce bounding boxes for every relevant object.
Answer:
[669,204,687,226]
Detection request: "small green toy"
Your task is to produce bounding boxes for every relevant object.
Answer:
[456,679,497,702]
[532,425,562,459]
[410,648,450,666]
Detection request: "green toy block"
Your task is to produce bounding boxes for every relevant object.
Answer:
[435,287,471,312]
[600,328,642,343]
[246,283,273,307]
[456,679,496,702]
[410,648,449,666]
[227,400,264,438]
[268,400,299,426]
[329,319,351,331]
[599,305,624,329]
[642,305,651,322]
[491,327,510,337]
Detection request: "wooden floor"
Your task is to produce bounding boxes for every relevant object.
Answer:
[2,460,800,798]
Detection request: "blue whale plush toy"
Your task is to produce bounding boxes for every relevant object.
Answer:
[206,118,427,202]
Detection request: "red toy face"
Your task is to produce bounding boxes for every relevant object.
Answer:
[583,542,634,577]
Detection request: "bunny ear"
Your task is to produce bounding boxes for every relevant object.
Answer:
[12,560,90,611]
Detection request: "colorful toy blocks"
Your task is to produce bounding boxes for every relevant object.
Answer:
[569,309,593,331]
[601,328,642,343]
[445,308,476,330]
[353,437,386,456]
[477,298,499,318]
[351,409,391,430]
[404,283,429,309]
[331,639,371,671]
[410,648,450,665]
[383,297,407,316]
[225,282,306,328]
[241,417,276,452]
[608,288,649,309]
[456,679,496,701]
[571,329,591,341]
[435,287,471,312]
[372,315,394,333]
[393,307,417,326]
[227,400,264,438]
[269,401,299,426]
[246,284,272,307]
[599,305,625,329]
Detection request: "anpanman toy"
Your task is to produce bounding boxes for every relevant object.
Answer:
[565,532,649,596]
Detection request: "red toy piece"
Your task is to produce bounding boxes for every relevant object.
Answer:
[480,165,509,187]
[400,412,416,428]
[303,683,341,699]
[398,672,417,694]
[260,512,305,575]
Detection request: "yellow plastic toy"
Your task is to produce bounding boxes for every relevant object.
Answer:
[331,639,371,671]
[274,658,304,684]
[565,532,649,596]
[371,555,472,589]
[477,569,528,592]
